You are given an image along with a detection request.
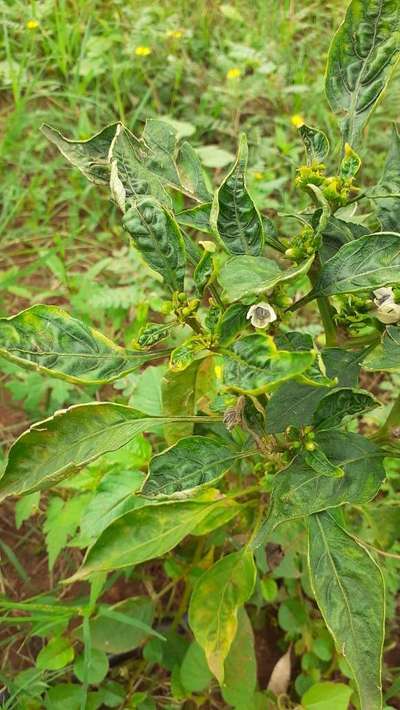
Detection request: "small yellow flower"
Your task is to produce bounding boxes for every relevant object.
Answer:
[291,114,305,128]
[226,67,241,80]
[26,19,39,30]
[214,365,223,379]
[254,171,264,180]
[167,30,184,39]
[135,46,152,57]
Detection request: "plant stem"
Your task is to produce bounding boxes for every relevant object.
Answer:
[374,392,400,442]
[309,259,337,346]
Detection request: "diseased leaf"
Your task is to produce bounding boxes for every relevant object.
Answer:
[211,134,264,256]
[363,325,400,371]
[216,303,248,345]
[177,142,212,203]
[370,124,400,230]
[70,499,228,580]
[189,549,256,683]
[143,436,236,497]
[223,333,315,395]
[222,607,257,708]
[123,197,186,292]
[0,403,213,500]
[305,447,344,479]
[319,215,368,263]
[262,431,384,534]
[299,124,330,163]
[142,118,181,186]
[306,232,400,300]
[176,203,212,233]
[325,0,400,145]
[218,254,313,302]
[109,123,171,207]
[340,143,361,179]
[41,122,117,184]
[308,512,385,710]
[266,347,363,433]
[162,362,200,445]
[0,305,152,385]
[80,469,145,541]
[312,387,379,430]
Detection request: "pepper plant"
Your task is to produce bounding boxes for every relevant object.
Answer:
[1,1,400,707]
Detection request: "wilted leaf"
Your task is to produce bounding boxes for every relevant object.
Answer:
[312,387,379,430]
[363,325,400,371]
[299,124,330,163]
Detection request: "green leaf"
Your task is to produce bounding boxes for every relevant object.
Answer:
[340,144,361,180]
[299,124,330,164]
[0,402,209,500]
[70,499,228,580]
[307,232,400,299]
[194,248,215,293]
[363,325,400,371]
[266,347,363,432]
[188,549,256,683]
[216,303,248,345]
[176,203,212,233]
[263,431,384,533]
[308,512,385,710]
[325,0,400,145]
[180,642,213,693]
[80,469,145,540]
[169,337,207,372]
[210,134,264,256]
[177,142,212,202]
[143,436,237,497]
[196,145,235,169]
[305,447,344,479]
[218,254,313,301]
[370,125,400,231]
[36,637,74,671]
[302,681,353,710]
[123,197,186,292]
[222,607,257,708]
[15,491,40,529]
[41,122,118,184]
[319,216,368,263]
[312,387,379,430]
[223,333,315,395]
[74,649,108,685]
[162,362,200,445]
[109,123,171,207]
[79,597,154,654]
[0,304,152,385]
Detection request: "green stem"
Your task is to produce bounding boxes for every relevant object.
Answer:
[374,393,400,442]
[308,260,337,346]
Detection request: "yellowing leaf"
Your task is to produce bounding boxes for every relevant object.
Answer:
[188,549,256,683]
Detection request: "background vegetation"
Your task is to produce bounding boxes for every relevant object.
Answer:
[1,1,400,708]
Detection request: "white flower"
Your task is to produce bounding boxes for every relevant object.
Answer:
[246,302,277,329]
[373,287,400,324]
